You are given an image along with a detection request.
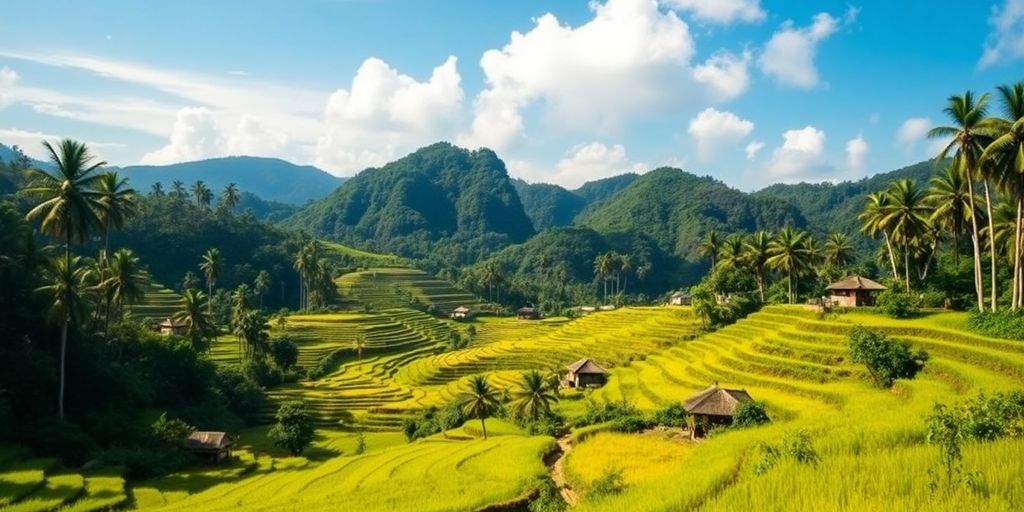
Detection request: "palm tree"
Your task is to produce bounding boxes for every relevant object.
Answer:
[617,253,632,295]
[254,270,271,310]
[221,182,240,212]
[593,253,614,303]
[170,180,187,200]
[510,370,558,421]
[823,233,855,268]
[928,165,973,266]
[36,255,91,420]
[233,310,269,361]
[94,171,137,254]
[882,180,930,292]
[150,182,164,197]
[767,227,809,304]
[698,229,723,268]
[174,289,213,351]
[98,248,149,341]
[181,270,200,291]
[718,234,746,270]
[353,336,367,361]
[199,248,221,314]
[458,375,502,440]
[744,231,773,302]
[929,91,991,311]
[191,181,212,210]
[23,139,104,261]
[983,81,1024,309]
[859,192,901,282]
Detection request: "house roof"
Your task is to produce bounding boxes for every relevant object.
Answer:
[566,358,607,375]
[517,306,538,314]
[185,431,233,451]
[671,291,690,298]
[159,317,187,328]
[453,306,471,313]
[826,276,887,291]
[683,385,753,416]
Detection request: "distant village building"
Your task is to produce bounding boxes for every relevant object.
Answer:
[450,306,473,321]
[669,291,691,306]
[684,385,754,438]
[185,431,234,462]
[564,358,608,388]
[516,306,541,320]
[826,276,887,307]
[580,306,597,313]
[157,317,188,336]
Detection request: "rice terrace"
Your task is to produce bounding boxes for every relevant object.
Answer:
[3,1,1024,511]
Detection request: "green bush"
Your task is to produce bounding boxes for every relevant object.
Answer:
[967,310,1024,340]
[609,415,651,433]
[215,366,267,424]
[306,348,347,379]
[572,400,639,428]
[733,401,771,428]
[403,403,465,441]
[848,326,928,388]
[268,336,299,370]
[875,290,920,318]
[588,467,624,498]
[268,401,315,456]
[651,403,688,428]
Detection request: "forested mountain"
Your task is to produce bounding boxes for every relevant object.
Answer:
[513,173,641,231]
[118,156,345,205]
[285,142,535,265]
[574,173,639,204]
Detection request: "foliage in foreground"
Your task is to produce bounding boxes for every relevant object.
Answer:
[848,326,928,387]
[966,309,1024,340]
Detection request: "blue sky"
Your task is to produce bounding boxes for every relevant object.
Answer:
[1,0,1023,190]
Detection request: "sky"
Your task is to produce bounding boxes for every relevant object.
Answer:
[1,0,1023,190]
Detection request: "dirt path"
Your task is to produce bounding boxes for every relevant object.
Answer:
[547,435,579,507]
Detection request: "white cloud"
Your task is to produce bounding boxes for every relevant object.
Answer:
[510,142,644,188]
[314,56,464,174]
[745,140,764,160]
[0,127,121,162]
[693,50,751,100]
[460,0,701,151]
[764,125,828,179]
[979,0,1024,67]
[687,107,753,162]
[845,133,868,172]
[896,117,932,149]
[0,67,19,106]
[758,9,856,88]
[664,0,765,24]
[141,107,223,164]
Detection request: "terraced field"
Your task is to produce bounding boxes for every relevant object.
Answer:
[0,450,126,512]
[336,268,484,312]
[131,282,181,325]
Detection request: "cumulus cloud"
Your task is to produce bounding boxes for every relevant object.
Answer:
[764,125,828,179]
[0,127,121,161]
[896,117,932,152]
[693,50,751,101]
[0,67,19,106]
[745,140,764,160]
[758,8,857,88]
[664,0,765,24]
[460,0,704,151]
[979,0,1024,67]
[315,56,463,174]
[141,107,288,164]
[845,133,868,173]
[510,142,644,188]
[687,107,754,162]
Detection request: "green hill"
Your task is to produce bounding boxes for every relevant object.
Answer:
[513,174,639,231]
[284,143,535,264]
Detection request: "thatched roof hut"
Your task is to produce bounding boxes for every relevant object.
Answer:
[516,306,540,320]
[565,358,607,388]
[185,431,234,462]
[157,317,188,336]
[450,306,472,320]
[684,385,753,420]
[825,276,887,307]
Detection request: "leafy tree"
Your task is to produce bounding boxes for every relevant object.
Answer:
[267,401,315,456]
[848,326,928,387]
[269,335,299,371]
[510,370,558,421]
[94,171,137,254]
[36,255,91,419]
[458,375,502,439]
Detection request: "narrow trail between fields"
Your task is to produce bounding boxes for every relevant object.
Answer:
[547,435,579,507]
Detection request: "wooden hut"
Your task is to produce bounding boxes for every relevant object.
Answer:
[669,291,691,306]
[684,385,753,437]
[516,306,540,320]
[825,276,887,307]
[157,317,188,336]
[450,306,472,321]
[185,431,234,462]
[564,358,608,388]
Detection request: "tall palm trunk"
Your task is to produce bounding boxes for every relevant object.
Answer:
[104,215,111,255]
[787,269,794,304]
[207,281,213,315]
[1014,193,1023,309]
[983,180,998,310]
[59,317,68,420]
[882,232,900,282]
[965,169,985,311]
[756,270,765,302]
[480,417,488,440]
[903,239,912,293]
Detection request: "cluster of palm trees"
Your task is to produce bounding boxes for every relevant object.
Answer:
[593,252,642,302]
[293,239,335,311]
[152,179,240,212]
[919,84,1024,311]
[457,370,560,439]
[698,227,855,304]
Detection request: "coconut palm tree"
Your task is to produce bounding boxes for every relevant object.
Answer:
[353,336,367,361]
[254,270,271,310]
[744,231,773,302]
[23,139,105,261]
[767,227,809,304]
[36,254,91,419]
[199,248,221,314]
[94,171,137,254]
[928,165,973,266]
[718,234,747,270]
[150,182,164,197]
[983,82,1024,309]
[98,248,149,341]
[511,370,558,421]
[698,229,723,268]
[458,375,503,440]
[170,180,187,201]
[823,233,855,268]
[882,180,930,292]
[929,91,991,311]
[859,192,901,282]
[192,181,212,210]
[221,182,240,212]
[181,270,200,292]
[233,309,269,361]
[593,253,615,303]
[174,289,213,351]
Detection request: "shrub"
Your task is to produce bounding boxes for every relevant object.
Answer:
[783,430,819,465]
[848,326,928,387]
[573,401,639,428]
[651,403,688,428]
[354,430,366,455]
[876,290,919,318]
[268,336,299,371]
[609,415,651,433]
[403,404,465,441]
[306,348,347,379]
[529,477,567,512]
[732,401,770,428]
[215,366,267,424]
[967,310,1024,340]
[241,355,284,387]
[588,467,624,498]
[267,401,315,456]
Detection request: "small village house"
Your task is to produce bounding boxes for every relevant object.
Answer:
[683,384,754,438]
[185,431,235,462]
[825,276,887,307]
[564,358,608,388]
[516,306,540,320]
[669,291,691,306]
[450,306,472,321]
[157,317,188,336]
